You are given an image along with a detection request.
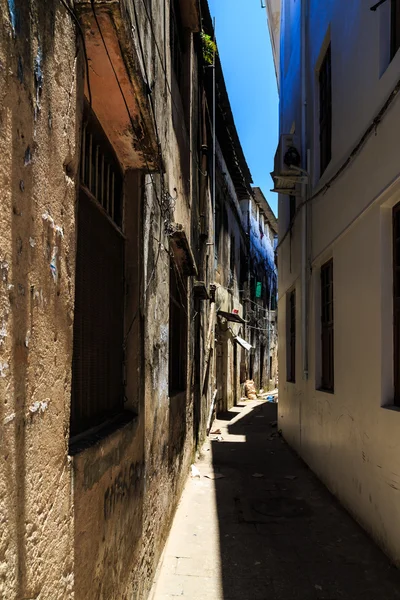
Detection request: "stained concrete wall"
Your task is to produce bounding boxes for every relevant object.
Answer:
[277,0,400,568]
[0,1,80,597]
[0,0,215,599]
[214,144,248,412]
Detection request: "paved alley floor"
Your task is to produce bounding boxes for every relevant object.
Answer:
[149,398,400,600]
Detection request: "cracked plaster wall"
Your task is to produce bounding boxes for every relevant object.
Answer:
[0,1,80,598]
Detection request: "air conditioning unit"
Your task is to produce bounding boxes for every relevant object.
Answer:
[275,134,301,175]
[270,135,307,194]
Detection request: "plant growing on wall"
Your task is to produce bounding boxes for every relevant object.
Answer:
[201,31,217,65]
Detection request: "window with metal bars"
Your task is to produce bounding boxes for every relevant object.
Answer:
[393,203,400,405]
[391,0,400,59]
[319,44,332,176]
[169,261,188,395]
[320,259,334,392]
[287,289,296,383]
[70,108,125,438]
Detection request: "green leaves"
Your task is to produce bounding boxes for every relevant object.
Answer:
[201,31,217,65]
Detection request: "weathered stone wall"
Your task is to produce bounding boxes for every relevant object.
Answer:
[0,1,240,598]
[0,1,81,598]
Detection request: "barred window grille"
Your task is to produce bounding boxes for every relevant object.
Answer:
[80,111,123,229]
[319,44,332,176]
[287,289,296,383]
[70,108,125,438]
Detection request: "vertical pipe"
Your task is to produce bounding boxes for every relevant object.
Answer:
[301,0,309,381]
[212,17,216,254]
[211,17,217,404]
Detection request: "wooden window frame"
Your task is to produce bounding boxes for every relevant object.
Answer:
[287,289,296,383]
[319,44,332,176]
[320,259,334,393]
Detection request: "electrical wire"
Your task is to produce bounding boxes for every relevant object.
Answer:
[59,0,92,107]
[276,77,400,254]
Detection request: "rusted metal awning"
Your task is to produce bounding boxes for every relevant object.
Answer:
[76,0,159,170]
[170,224,198,277]
[217,310,245,325]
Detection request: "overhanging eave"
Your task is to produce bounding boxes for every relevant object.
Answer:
[76,0,159,170]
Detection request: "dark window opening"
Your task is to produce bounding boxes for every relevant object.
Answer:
[170,0,185,92]
[215,197,222,265]
[169,261,188,395]
[391,0,400,59]
[269,355,273,380]
[393,203,400,404]
[321,259,334,392]
[71,109,125,437]
[319,44,332,176]
[229,235,235,286]
[239,245,247,292]
[287,289,296,383]
[80,109,123,229]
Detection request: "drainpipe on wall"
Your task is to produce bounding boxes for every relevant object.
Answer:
[301,0,309,384]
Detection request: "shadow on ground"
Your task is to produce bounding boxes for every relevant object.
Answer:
[211,400,400,600]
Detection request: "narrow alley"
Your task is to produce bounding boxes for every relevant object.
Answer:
[150,398,400,600]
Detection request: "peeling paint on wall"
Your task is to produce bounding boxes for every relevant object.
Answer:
[24,146,32,166]
[0,322,7,346]
[28,400,48,415]
[50,246,58,282]
[3,413,15,425]
[0,362,9,377]
[7,0,16,32]
[0,261,9,283]
[34,48,43,120]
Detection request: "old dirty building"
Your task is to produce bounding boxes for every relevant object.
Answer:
[245,186,278,393]
[0,0,277,598]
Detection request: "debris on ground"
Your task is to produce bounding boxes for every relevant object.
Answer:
[244,379,257,400]
[252,473,264,478]
[270,420,277,427]
[284,475,297,480]
[210,428,221,435]
[204,473,225,480]
[190,465,201,478]
[213,435,224,442]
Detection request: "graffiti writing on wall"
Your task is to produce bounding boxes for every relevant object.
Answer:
[104,462,142,520]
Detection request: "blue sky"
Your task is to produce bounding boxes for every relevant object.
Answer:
[208,0,279,216]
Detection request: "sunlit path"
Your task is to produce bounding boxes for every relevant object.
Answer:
[150,398,400,600]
